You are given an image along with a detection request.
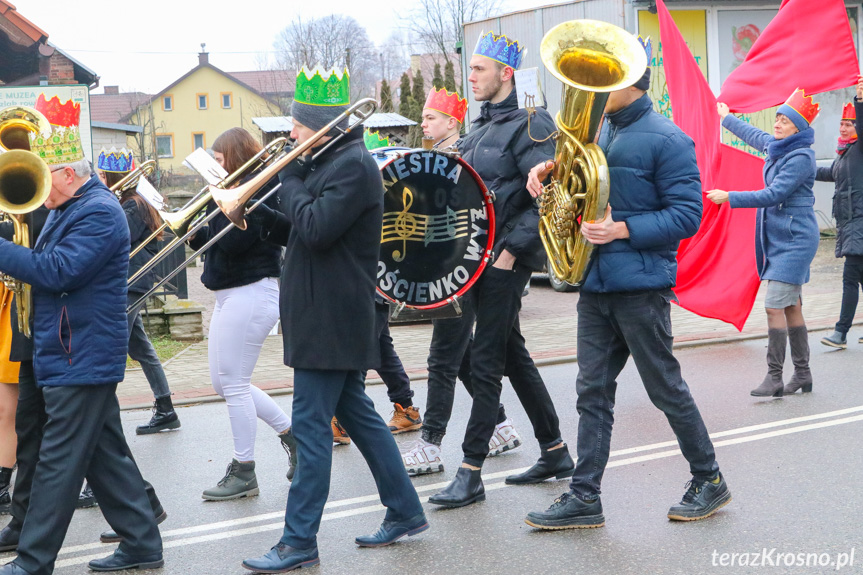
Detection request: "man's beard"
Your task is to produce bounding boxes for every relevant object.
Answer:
[476,76,504,102]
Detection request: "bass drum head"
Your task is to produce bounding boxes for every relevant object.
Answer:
[376,149,494,310]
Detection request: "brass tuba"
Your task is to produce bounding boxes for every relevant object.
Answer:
[538,20,647,285]
[0,106,53,337]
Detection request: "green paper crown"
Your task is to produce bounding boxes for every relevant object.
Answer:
[295,66,350,106]
[29,126,84,165]
[363,129,389,150]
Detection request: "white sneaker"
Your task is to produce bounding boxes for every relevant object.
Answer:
[401,439,444,477]
[488,418,522,457]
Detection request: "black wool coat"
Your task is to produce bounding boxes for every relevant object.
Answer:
[264,129,382,371]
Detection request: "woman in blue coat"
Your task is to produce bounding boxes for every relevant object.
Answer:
[707,89,820,398]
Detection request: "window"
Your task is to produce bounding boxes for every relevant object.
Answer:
[192,132,205,150]
[221,92,232,109]
[162,95,173,111]
[197,93,208,110]
[155,134,174,158]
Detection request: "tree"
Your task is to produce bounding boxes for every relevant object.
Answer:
[398,72,412,115]
[444,60,458,94]
[411,68,425,109]
[432,62,444,90]
[273,15,378,100]
[400,0,505,65]
[380,79,394,112]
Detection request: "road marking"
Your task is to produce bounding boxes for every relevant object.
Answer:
[34,405,863,569]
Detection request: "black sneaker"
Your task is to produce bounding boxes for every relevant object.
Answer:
[667,472,731,521]
[524,492,605,530]
[76,484,98,509]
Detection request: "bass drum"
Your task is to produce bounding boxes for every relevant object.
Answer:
[371,147,495,312]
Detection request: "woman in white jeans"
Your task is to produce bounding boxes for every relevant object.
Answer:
[189,128,296,500]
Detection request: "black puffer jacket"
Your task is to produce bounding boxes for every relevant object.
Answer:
[817,97,863,257]
[458,89,556,271]
[124,199,158,294]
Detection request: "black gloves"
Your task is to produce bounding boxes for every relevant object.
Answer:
[278,158,308,183]
[246,202,279,231]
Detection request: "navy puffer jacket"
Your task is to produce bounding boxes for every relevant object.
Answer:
[581,94,702,293]
[0,176,130,386]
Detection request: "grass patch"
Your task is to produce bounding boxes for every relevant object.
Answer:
[127,337,194,368]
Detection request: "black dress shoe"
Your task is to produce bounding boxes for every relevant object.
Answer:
[505,443,575,485]
[428,467,485,508]
[242,543,319,572]
[100,509,167,543]
[0,523,21,552]
[355,512,429,547]
[0,562,33,574]
[88,549,163,572]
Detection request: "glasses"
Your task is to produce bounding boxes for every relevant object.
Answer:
[49,166,67,173]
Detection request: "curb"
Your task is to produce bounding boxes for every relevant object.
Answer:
[120,319,862,412]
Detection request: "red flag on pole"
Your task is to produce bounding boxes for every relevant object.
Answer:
[718,0,859,112]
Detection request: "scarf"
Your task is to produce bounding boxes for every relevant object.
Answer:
[837,134,857,155]
[765,127,815,160]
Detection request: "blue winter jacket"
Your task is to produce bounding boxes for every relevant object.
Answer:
[581,94,702,293]
[0,176,130,386]
[723,115,819,285]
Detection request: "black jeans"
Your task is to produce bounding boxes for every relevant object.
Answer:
[374,302,413,407]
[281,369,423,549]
[462,264,563,467]
[836,255,863,334]
[14,384,161,575]
[569,290,719,500]
[422,293,507,445]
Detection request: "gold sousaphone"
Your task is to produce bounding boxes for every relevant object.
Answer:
[538,20,647,285]
[0,106,53,337]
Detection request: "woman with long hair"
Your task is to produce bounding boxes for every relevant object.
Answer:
[707,89,821,398]
[189,128,295,500]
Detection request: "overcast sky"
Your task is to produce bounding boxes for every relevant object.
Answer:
[13,0,555,94]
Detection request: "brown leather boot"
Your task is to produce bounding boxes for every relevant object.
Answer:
[387,403,423,434]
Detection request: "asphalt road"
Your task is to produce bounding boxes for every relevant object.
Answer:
[3,331,862,575]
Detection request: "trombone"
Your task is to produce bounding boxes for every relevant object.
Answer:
[127,98,378,314]
[110,159,157,197]
[127,137,289,265]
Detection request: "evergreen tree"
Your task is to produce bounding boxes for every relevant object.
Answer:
[444,60,458,94]
[411,68,425,110]
[432,62,444,90]
[398,72,412,115]
[380,79,394,113]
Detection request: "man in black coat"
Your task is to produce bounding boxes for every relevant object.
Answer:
[427,32,573,509]
[241,67,426,573]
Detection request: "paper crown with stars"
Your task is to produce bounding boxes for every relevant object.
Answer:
[294,66,350,106]
[363,129,390,150]
[842,102,856,121]
[473,31,524,70]
[28,94,84,165]
[97,147,134,173]
[424,87,467,124]
[778,88,820,131]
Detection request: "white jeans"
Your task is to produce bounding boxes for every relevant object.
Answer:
[209,277,290,461]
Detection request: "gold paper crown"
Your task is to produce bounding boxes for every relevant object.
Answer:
[29,126,84,166]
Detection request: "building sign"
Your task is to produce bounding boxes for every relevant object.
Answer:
[637,10,708,121]
[0,85,93,161]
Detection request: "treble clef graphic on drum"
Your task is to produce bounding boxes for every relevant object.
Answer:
[392,187,417,262]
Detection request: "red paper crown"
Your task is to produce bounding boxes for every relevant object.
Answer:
[424,87,468,124]
[783,88,820,125]
[34,94,81,128]
[842,102,856,121]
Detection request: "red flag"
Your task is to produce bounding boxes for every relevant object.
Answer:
[657,0,763,329]
[718,0,859,112]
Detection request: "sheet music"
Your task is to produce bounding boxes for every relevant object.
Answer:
[135,177,165,211]
[183,147,228,185]
[515,67,545,109]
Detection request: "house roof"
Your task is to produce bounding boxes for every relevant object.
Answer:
[0,0,48,45]
[90,91,150,123]
[252,116,293,133]
[227,70,294,95]
[92,120,143,134]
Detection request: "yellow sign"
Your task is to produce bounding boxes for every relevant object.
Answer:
[637,10,708,121]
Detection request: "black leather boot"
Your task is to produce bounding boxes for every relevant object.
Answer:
[428,467,485,508]
[784,325,813,394]
[0,467,12,514]
[0,523,20,552]
[505,443,575,485]
[751,328,786,397]
[136,395,181,435]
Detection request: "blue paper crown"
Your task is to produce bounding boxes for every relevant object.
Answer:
[638,35,652,61]
[97,147,134,173]
[473,31,524,70]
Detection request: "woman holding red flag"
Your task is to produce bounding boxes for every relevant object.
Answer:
[707,88,820,398]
